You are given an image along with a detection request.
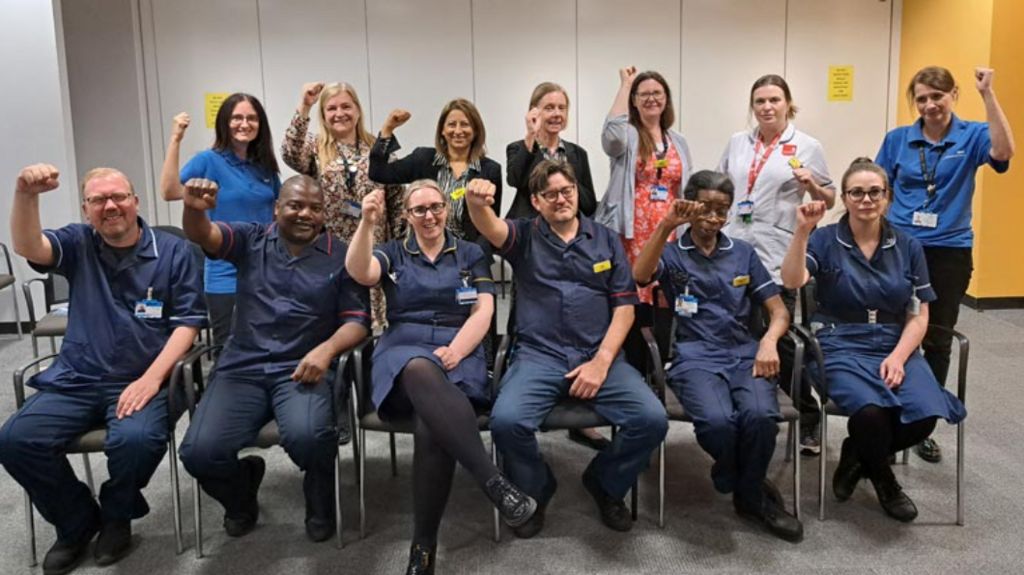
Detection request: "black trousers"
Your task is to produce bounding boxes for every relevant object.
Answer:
[922,247,973,386]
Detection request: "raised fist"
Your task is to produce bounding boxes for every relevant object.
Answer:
[665,199,704,228]
[301,82,325,109]
[183,178,219,211]
[382,109,412,136]
[16,164,60,196]
[619,66,638,87]
[361,188,384,226]
[171,112,190,143]
[796,200,827,231]
[525,107,541,138]
[974,67,994,94]
[466,178,495,208]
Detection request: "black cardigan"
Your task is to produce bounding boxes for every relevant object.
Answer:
[504,139,596,219]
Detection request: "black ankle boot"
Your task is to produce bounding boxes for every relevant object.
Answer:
[833,438,863,502]
[484,474,537,527]
[870,475,918,522]
[406,543,436,575]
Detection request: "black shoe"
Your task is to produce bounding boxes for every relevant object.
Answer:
[484,474,537,528]
[833,438,862,502]
[568,428,611,451]
[42,529,97,575]
[800,423,821,456]
[871,475,918,522]
[338,405,353,446]
[405,543,436,575]
[581,463,632,532]
[224,455,265,537]
[93,520,133,566]
[915,437,942,463]
[761,479,785,509]
[305,517,336,543]
[733,487,804,543]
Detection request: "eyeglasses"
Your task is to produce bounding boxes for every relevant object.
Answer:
[83,192,134,207]
[407,202,446,218]
[635,91,665,102]
[845,187,886,202]
[535,185,576,203]
[229,114,259,125]
[697,203,730,221]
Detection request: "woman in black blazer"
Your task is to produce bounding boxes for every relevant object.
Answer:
[369,98,502,243]
[505,82,596,219]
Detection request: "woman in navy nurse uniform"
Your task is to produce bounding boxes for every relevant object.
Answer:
[875,66,1014,463]
[781,158,967,523]
[346,180,535,575]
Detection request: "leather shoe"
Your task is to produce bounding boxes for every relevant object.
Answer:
[871,475,918,522]
[582,463,632,532]
[734,487,804,543]
[568,428,611,451]
[224,455,265,537]
[915,437,942,463]
[93,520,133,566]
[42,527,98,575]
[305,517,336,543]
[833,438,862,502]
[484,474,537,527]
[405,543,436,575]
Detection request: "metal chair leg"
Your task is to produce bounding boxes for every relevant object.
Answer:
[793,419,801,521]
[168,437,184,554]
[49,336,56,354]
[901,448,910,465]
[81,452,95,497]
[11,287,23,339]
[335,447,344,549]
[784,421,794,463]
[31,336,39,360]
[193,477,204,558]
[658,440,665,528]
[492,442,500,542]
[818,408,828,521]
[24,491,36,567]
[359,428,366,539]
[389,432,398,477]
[957,421,965,525]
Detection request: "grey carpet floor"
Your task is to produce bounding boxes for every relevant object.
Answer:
[0,303,1022,574]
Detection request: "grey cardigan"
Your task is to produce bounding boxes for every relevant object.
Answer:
[595,114,693,239]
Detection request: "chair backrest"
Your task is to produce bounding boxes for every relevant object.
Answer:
[41,273,70,309]
[152,225,206,278]
[798,277,818,328]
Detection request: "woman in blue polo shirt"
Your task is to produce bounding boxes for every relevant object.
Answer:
[875,66,1014,463]
[346,181,534,573]
[160,93,281,346]
[781,158,967,523]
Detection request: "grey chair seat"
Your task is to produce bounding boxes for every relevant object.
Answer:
[539,401,610,431]
[0,274,14,290]
[661,375,800,423]
[253,420,280,449]
[360,412,490,434]
[33,313,67,337]
[67,428,106,453]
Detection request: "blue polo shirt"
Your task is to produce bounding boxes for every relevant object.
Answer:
[654,230,779,363]
[209,222,370,378]
[374,230,496,326]
[499,216,639,370]
[875,115,1010,248]
[181,149,281,293]
[28,218,207,390]
[806,215,937,319]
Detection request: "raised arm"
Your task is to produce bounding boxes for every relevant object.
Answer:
[281,82,324,175]
[976,68,1015,162]
[11,164,59,265]
[608,66,638,118]
[180,178,224,255]
[633,199,703,285]
[781,201,826,289]
[159,113,190,201]
[465,178,508,248]
[345,188,385,286]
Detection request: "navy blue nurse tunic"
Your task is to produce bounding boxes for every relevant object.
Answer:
[370,231,496,413]
[805,216,966,423]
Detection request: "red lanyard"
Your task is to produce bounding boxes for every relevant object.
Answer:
[746,131,782,196]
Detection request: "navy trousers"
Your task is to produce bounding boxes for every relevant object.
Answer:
[0,385,172,542]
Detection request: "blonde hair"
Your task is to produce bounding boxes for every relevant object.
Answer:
[80,167,133,197]
[315,83,375,171]
[402,179,445,208]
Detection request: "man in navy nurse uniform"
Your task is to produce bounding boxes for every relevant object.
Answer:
[465,159,667,538]
[0,164,206,575]
[178,174,369,542]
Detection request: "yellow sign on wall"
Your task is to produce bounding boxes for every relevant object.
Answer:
[205,92,230,128]
[827,66,854,101]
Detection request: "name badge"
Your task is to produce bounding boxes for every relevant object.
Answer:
[732,275,750,287]
[593,260,611,273]
[341,199,362,218]
[134,298,163,319]
[912,211,938,228]
[650,184,669,202]
[908,295,922,316]
[450,187,467,201]
[737,200,754,223]
[782,144,797,156]
[653,158,669,169]
[675,294,698,317]
[788,157,803,169]
[455,286,478,305]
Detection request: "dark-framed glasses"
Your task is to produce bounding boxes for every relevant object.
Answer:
[407,202,446,218]
[535,185,576,203]
[845,187,886,202]
[83,192,133,207]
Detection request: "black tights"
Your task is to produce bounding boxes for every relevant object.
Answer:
[390,358,499,548]
[847,405,937,481]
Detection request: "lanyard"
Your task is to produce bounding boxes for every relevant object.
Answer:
[338,140,361,190]
[654,131,670,181]
[746,131,782,197]
[917,144,947,199]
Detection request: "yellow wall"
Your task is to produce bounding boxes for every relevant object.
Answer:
[899,0,1023,299]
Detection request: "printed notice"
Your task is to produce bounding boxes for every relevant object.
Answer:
[828,66,854,102]
[205,92,230,128]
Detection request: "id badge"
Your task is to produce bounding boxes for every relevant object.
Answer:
[912,211,938,228]
[908,295,922,316]
[737,200,754,223]
[341,200,362,218]
[650,184,669,202]
[674,294,698,317]
[450,187,467,201]
[456,286,478,306]
[134,298,163,319]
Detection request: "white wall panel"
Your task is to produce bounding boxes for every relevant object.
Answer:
[258,0,370,180]
[577,0,682,200]
[472,0,576,214]
[365,0,474,151]
[680,0,787,171]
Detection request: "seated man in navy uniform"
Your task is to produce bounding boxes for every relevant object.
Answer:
[465,160,668,537]
[179,174,370,542]
[0,164,206,575]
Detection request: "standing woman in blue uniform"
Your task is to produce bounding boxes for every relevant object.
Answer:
[719,75,836,455]
[346,181,534,574]
[875,66,1014,463]
[633,171,803,542]
[368,99,503,244]
[781,158,967,522]
[160,93,280,346]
